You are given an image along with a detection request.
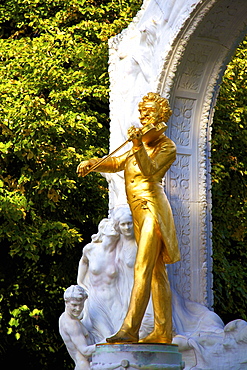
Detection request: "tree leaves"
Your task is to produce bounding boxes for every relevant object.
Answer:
[212,37,247,323]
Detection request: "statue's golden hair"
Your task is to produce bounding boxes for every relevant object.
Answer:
[138,92,172,123]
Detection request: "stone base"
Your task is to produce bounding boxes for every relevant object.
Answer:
[91,343,185,370]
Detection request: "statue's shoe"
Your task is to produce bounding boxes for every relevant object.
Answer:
[106,330,138,343]
[139,332,171,344]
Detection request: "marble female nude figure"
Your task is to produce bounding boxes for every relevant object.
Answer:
[77,218,123,341]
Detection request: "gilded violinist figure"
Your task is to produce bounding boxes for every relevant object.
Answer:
[77,92,180,344]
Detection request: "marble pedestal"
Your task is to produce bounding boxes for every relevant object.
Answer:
[91,343,185,370]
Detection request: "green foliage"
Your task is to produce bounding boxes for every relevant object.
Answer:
[0,0,141,368]
[212,38,247,323]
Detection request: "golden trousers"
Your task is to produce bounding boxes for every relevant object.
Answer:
[121,203,172,341]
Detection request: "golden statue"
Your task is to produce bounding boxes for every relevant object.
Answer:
[77,92,180,344]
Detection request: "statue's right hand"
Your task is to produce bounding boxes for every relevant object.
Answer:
[76,159,98,177]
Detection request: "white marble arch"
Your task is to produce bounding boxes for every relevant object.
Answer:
[107,0,247,309]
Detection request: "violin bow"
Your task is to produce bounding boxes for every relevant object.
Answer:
[81,138,130,177]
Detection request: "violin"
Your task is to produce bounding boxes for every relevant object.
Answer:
[141,121,167,142]
[80,121,168,177]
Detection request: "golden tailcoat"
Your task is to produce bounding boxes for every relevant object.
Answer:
[97,134,180,265]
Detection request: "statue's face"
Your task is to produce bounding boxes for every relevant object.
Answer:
[66,299,84,319]
[139,101,160,126]
[119,214,134,238]
[103,220,119,238]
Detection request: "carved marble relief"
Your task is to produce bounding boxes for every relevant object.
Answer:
[170,97,195,147]
[168,153,191,299]
[197,0,247,46]
[178,43,214,93]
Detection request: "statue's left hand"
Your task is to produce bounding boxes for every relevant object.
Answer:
[76,159,98,177]
[127,126,143,147]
